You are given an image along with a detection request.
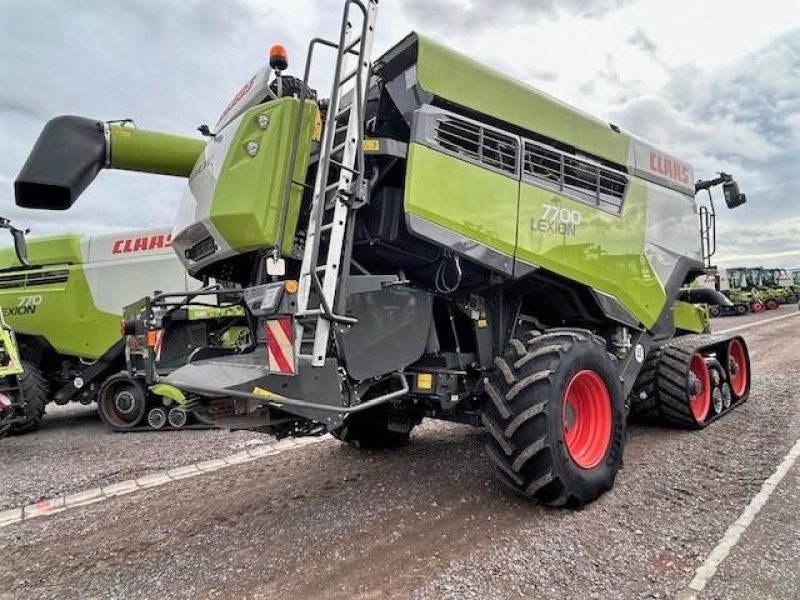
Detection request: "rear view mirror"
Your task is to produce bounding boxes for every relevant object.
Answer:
[12,229,29,267]
[723,181,746,209]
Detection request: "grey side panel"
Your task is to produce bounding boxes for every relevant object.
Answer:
[651,256,704,338]
[164,353,343,425]
[591,290,641,329]
[338,286,432,380]
[406,213,514,276]
[384,66,432,127]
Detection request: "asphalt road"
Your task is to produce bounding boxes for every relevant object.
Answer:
[1,305,798,599]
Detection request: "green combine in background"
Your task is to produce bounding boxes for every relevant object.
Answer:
[0,219,208,431]
[15,0,753,506]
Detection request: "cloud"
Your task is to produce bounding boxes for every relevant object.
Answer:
[401,0,634,33]
[602,29,800,267]
[0,1,797,269]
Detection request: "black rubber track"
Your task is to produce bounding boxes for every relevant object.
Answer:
[655,346,707,429]
[331,407,413,450]
[481,329,626,508]
[628,348,661,423]
[10,361,48,434]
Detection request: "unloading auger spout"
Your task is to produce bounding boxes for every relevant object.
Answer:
[15,115,205,210]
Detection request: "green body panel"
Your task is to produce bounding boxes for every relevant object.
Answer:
[0,236,120,359]
[150,383,186,405]
[0,262,120,360]
[516,179,664,327]
[109,126,205,177]
[0,234,82,268]
[672,301,709,334]
[404,144,518,258]
[415,35,630,166]
[210,98,317,255]
[405,144,665,327]
[187,306,246,320]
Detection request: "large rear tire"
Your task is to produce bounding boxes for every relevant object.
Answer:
[10,361,48,434]
[482,329,626,508]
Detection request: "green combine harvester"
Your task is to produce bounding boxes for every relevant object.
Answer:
[14,1,752,506]
[0,218,212,431]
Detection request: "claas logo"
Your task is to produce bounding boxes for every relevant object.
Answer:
[649,152,690,184]
[112,234,172,254]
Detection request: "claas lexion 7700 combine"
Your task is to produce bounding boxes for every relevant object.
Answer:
[15,1,751,505]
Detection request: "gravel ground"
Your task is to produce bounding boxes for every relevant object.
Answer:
[0,311,797,599]
[0,403,274,509]
[699,463,800,600]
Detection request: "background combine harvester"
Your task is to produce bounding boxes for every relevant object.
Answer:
[0,224,214,431]
[15,0,752,506]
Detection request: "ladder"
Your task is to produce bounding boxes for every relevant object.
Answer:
[295,0,379,367]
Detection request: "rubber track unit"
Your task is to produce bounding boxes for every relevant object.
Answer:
[482,329,625,508]
[629,334,750,429]
[10,361,48,434]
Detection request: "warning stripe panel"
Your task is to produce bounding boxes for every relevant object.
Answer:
[266,319,295,375]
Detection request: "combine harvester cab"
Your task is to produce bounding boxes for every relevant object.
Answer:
[15,0,752,506]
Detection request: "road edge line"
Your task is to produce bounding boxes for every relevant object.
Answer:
[715,310,798,335]
[675,435,800,599]
[0,435,329,529]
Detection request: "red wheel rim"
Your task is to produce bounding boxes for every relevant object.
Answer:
[728,339,748,398]
[689,353,711,423]
[766,299,778,310]
[563,370,612,469]
[750,301,764,313]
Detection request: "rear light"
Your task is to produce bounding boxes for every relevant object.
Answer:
[146,330,161,348]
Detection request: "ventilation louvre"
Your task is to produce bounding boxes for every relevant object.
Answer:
[0,269,69,289]
[523,141,628,214]
[434,116,518,176]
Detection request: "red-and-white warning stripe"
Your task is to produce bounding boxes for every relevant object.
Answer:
[152,330,165,362]
[266,319,295,375]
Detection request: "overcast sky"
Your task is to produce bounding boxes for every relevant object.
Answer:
[1,0,798,268]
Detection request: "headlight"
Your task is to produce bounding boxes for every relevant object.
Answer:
[260,284,283,311]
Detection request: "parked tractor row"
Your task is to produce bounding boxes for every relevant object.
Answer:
[696,266,799,316]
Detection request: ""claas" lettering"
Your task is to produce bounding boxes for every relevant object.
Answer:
[112,234,172,254]
[649,152,689,184]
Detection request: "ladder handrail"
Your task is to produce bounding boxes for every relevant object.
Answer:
[281,0,378,368]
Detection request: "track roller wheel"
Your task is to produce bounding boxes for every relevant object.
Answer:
[482,329,625,508]
[764,298,779,310]
[147,407,167,429]
[708,305,721,318]
[726,338,750,401]
[168,407,187,428]
[734,304,747,316]
[9,361,48,434]
[97,373,148,430]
